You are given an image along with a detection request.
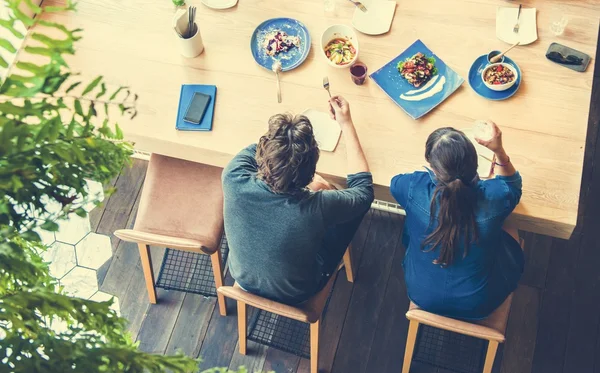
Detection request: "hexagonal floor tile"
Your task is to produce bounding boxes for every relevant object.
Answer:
[34,226,56,246]
[60,267,99,299]
[89,291,121,315]
[75,233,112,269]
[55,213,91,245]
[42,242,77,279]
[83,179,105,212]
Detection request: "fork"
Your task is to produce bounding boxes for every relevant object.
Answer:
[347,0,367,12]
[323,77,332,98]
[513,4,522,33]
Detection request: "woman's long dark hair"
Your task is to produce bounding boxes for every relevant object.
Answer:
[422,127,479,266]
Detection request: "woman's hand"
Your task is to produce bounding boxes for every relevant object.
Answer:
[328,95,353,128]
[475,120,504,154]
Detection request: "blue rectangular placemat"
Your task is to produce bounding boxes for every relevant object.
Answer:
[175,84,217,131]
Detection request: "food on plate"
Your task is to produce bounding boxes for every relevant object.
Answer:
[397,52,438,88]
[483,64,515,85]
[324,38,357,65]
[263,30,301,57]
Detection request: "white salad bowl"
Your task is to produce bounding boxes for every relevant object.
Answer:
[481,63,518,91]
[320,24,359,69]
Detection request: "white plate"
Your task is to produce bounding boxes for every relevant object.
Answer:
[301,109,342,152]
[352,0,396,36]
[201,0,238,10]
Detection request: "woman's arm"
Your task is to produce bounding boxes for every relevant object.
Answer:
[475,121,516,177]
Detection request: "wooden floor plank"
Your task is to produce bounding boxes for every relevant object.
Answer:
[363,218,409,373]
[519,231,552,289]
[89,173,119,233]
[136,246,187,354]
[261,348,300,373]
[331,210,403,373]
[228,340,268,373]
[295,210,374,373]
[164,292,216,358]
[500,285,541,373]
[96,158,147,252]
[196,273,238,371]
[530,236,580,373]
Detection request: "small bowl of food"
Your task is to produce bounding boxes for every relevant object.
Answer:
[321,24,359,68]
[481,63,518,91]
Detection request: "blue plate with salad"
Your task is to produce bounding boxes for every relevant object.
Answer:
[370,39,464,119]
[250,18,311,72]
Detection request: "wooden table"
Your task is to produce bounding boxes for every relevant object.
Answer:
[39,0,599,239]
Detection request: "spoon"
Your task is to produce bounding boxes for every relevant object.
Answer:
[490,42,520,63]
[272,60,282,103]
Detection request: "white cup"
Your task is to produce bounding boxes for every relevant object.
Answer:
[179,23,204,58]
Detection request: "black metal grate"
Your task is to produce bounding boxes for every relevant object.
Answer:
[246,273,338,359]
[413,324,487,373]
[155,233,229,297]
[248,310,311,358]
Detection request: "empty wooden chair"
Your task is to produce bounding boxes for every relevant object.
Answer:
[114,154,227,315]
[218,247,354,373]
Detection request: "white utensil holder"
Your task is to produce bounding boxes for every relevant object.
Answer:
[179,23,204,58]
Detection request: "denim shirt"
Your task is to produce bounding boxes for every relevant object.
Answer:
[390,169,523,319]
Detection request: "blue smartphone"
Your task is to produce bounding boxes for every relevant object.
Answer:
[183,92,212,124]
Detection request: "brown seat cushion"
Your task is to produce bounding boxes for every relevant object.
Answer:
[218,273,337,324]
[406,294,513,342]
[131,154,224,253]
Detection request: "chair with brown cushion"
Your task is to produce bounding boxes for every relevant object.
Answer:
[114,154,227,316]
[218,246,354,373]
[401,238,524,373]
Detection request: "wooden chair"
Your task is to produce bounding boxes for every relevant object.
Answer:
[218,246,354,373]
[401,236,524,373]
[114,154,227,315]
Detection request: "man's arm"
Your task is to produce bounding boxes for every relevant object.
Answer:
[329,95,369,174]
[223,144,258,180]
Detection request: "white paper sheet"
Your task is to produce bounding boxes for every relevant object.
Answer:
[496,7,538,45]
[301,109,342,152]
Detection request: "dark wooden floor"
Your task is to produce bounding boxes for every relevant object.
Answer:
[92,38,600,373]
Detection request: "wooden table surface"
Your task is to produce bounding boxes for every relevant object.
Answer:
[38,0,599,239]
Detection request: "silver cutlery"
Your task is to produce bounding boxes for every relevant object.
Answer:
[513,4,522,33]
[188,6,196,38]
[347,0,367,12]
[272,60,282,103]
[323,76,332,98]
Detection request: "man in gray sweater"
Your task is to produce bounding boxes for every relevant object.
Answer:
[222,96,374,305]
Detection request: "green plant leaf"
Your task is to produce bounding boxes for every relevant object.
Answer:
[65,81,81,93]
[0,55,8,68]
[96,82,107,98]
[40,220,59,232]
[0,19,25,38]
[109,86,126,100]
[115,123,124,140]
[82,76,103,96]
[74,99,84,117]
[0,38,17,53]
[15,61,44,74]
[22,0,43,13]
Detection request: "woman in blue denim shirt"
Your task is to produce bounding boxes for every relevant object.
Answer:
[390,122,524,320]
